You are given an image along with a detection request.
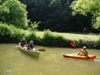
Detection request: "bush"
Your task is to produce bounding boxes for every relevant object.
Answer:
[0,23,39,43]
[74,40,96,48]
[0,22,24,43]
[42,30,71,47]
[25,31,38,44]
[94,35,100,49]
[28,21,40,31]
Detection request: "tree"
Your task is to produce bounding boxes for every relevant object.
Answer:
[20,0,93,32]
[70,0,100,30]
[0,0,28,28]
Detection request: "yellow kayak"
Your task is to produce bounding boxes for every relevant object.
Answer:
[63,53,96,59]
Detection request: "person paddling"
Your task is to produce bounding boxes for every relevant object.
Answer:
[77,46,88,57]
[19,38,27,47]
[27,40,35,49]
[27,40,38,52]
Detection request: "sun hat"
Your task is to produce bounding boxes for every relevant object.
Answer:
[83,46,86,49]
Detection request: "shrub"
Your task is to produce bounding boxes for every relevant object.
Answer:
[25,31,37,43]
[74,40,96,48]
[42,30,70,47]
[94,35,100,49]
[0,22,24,43]
[28,21,40,31]
[0,22,40,44]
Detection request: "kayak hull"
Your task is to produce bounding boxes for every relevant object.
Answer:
[63,53,96,59]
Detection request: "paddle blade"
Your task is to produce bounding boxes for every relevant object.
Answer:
[38,48,46,51]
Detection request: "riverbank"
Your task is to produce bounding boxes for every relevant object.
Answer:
[0,24,99,48]
[36,30,99,49]
[36,31,99,41]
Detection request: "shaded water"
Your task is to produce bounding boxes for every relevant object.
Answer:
[0,44,100,75]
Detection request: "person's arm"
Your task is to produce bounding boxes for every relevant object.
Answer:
[78,48,82,52]
[81,49,88,56]
[78,48,85,54]
[84,49,88,55]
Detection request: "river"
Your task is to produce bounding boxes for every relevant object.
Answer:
[0,44,100,75]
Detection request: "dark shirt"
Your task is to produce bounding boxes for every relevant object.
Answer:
[28,43,34,50]
[20,40,27,47]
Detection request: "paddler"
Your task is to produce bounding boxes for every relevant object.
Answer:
[19,37,27,47]
[77,46,88,56]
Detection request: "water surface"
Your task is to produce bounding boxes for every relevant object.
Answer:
[0,44,100,75]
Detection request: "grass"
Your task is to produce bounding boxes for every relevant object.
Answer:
[17,30,99,42]
[36,31,99,41]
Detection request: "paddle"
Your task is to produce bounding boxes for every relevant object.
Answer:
[16,46,19,47]
[38,48,46,51]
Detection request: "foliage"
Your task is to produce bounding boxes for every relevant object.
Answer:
[74,40,96,48]
[42,30,71,47]
[0,0,28,28]
[0,0,7,4]
[19,0,99,32]
[28,21,40,31]
[0,22,39,43]
[0,22,100,49]
[0,23,99,49]
[20,0,93,32]
[94,35,100,49]
[25,31,38,43]
[0,22,24,42]
[70,0,100,29]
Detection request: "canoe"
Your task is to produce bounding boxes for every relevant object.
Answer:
[63,53,96,59]
[18,46,40,56]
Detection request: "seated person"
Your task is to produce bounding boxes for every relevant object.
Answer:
[77,46,88,56]
[27,40,35,50]
[19,38,27,47]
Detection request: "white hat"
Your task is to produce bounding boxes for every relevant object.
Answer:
[83,46,86,49]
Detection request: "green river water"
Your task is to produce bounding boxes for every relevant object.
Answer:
[0,44,100,75]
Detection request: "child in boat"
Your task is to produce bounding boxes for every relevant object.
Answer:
[19,38,27,47]
[77,46,88,56]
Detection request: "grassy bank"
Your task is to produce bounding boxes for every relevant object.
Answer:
[0,24,99,49]
[36,31,99,41]
[35,30,99,49]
